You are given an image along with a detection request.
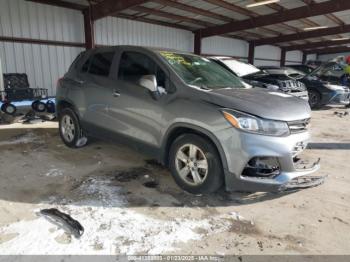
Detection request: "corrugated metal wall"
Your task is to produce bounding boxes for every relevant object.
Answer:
[201,36,248,58]
[318,52,350,61]
[95,16,194,52]
[286,51,303,65]
[0,0,84,95]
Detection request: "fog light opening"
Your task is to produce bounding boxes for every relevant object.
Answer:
[242,157,280,178]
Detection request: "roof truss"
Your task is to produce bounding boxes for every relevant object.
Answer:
[199,0,350,38]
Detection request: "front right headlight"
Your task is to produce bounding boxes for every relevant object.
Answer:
[222,109,290,137]
[324,83,345,91]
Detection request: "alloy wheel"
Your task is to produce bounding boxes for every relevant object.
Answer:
[61,115,75,143]
[175,144,208,186]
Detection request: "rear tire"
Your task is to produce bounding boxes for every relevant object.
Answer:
[58,108,87,148]
[308,90,321,109]
[169,134,224,194]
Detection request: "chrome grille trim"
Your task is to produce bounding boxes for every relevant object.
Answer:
[288,118,310,133]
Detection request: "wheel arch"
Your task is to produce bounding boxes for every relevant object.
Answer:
[56,99,79,118]
[161,123,229,174]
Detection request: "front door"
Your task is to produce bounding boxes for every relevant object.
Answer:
[107,51,171,149]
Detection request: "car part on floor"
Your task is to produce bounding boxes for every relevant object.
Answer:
[1,102,17,115]
[279,175,326,192]
[32,100,46,112]
[40,208,84,238]
[46,100,56,113]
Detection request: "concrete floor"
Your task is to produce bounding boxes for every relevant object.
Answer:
[0,106,349,255]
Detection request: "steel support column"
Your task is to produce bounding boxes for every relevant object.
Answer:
[248,42,255,65]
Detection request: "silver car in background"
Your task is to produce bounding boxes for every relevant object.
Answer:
[210,57,309,101]
[56,46,321,194]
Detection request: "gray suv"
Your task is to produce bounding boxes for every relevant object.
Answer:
[56,46,320,194]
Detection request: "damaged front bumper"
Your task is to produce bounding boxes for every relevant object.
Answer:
[218,128,323,192]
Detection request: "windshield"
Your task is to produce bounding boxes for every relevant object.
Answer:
[220,58,260,77]
[159,52,245,89]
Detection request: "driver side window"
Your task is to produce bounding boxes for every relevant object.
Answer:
[118,52,167,89]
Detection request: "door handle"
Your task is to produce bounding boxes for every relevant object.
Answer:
[113,90,120,97]
[74,79,85,85]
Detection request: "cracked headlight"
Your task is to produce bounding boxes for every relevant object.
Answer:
[222,109,290,137]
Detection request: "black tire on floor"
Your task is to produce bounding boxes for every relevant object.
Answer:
[32,100,46,112]
[308,90,321,109]
[1,103,17,115]
[169,133,224,194]
[58,107,87,148]
[45,100,56,113]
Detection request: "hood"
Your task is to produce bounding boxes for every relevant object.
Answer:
[243,73,280,84]
[205,88,311,121]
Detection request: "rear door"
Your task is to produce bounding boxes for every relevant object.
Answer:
[78,51,117,130]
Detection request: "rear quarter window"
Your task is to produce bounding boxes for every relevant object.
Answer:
[88,52,115,77]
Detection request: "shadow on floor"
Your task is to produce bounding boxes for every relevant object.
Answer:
[308,142,350,150]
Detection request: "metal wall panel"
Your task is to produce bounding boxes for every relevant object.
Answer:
[95,16,194,52]
[0,0,84,96]
[0,0,84,42]
[286,50,303,64]
[0,42,83,95]
[202,36,248,57]
[318,52,350,61]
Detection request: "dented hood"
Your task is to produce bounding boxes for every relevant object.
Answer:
[206,88,311,122]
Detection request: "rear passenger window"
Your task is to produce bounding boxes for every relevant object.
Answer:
[81,58,90,73]
[88,52,115,77]
[118,52,166,88]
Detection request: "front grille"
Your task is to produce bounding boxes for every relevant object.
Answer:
[279,80,304,92]
[288,118,310,134]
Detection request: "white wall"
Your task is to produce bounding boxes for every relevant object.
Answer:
[307,54,317,61]
[254,45,281,66]
[318,52,350,62]
[0,0,84,95]
[201,36,248,57]
[286,50,303,65]
[95,16,194,52]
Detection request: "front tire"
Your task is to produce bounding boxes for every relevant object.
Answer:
[308,90,321,109]
[59,108,87,148]
[169,134,224,194]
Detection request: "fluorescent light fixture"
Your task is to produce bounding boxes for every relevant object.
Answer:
[331,37,350,41]
[246,0,280,8]
[303,26,329,31]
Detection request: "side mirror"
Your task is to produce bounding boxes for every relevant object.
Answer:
[139,75,157,92]
[139,75,160,99]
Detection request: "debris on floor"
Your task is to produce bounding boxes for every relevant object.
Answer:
[143,181,159,189]
[279,175,326,191]
[334,110,349,118]
[39,209,84,238]
[112,167,150,182]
